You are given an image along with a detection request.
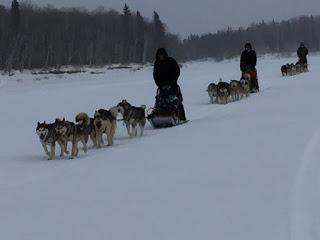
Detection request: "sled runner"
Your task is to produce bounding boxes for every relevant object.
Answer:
[147,111,188,128]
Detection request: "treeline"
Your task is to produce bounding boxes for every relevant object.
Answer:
[183,16,320,61]
[0,1,183,71]
[0,1,320,71]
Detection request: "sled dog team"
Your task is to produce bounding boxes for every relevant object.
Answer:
[37,43,309,159]
[281,62,308,76]
[207,74,251,104]
[281,42,309,76]
[37,74,253,160]
[36,100,146,160]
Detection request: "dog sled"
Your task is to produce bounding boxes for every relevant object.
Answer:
[147,85,187,128]
[241,68,259,93]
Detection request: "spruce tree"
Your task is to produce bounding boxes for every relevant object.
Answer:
[153,11,165,50]
[122,4,131,63]
[136,11,145,63]
[11,0,20,34]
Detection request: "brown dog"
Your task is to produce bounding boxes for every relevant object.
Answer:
[207,83,218,104]
[93,107,119,148]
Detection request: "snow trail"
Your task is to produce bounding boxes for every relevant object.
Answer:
[291,128,320,240]
[0,54,320,240]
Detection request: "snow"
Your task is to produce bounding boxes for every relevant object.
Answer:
[291,128,320,240]
[0,54,320,240]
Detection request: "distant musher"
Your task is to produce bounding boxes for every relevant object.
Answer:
[240,43,259,93]
[297,42,309,71]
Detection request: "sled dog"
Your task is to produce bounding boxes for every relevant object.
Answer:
[281,64,288,76]
[93,107,119,147]
[295,62,304,73]
[241,72,252,87]
[36,121,68,160]
[75,112,97,147]
[54,116,89,159]
[117,100,146,137]
[216,81,230,104]
[239,78,250,97]
[207,83,218,104]
[287,63,296,76]
[229,80,241,101]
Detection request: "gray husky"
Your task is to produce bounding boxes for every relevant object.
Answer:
[239,78,250,97]
[75,112,97,147]
[216,81,230,104]
[54,114,90,159]
[229,80,242,101]
[36,121,68,160]
[207,83,218,104]
[117,100,146,137]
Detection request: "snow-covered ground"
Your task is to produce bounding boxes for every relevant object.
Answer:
[0,54,319,240]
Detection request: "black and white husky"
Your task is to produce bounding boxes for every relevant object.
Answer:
[36,121,68,160]
[117,100,146,137]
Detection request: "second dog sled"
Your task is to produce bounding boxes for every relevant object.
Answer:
[242,68,259,93]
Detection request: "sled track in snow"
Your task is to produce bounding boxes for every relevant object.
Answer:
[290,128,320,240]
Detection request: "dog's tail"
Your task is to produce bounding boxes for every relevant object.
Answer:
[75,112,89,127]
[140,105,147,110]
[109,106,122,119]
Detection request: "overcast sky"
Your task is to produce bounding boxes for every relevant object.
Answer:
[2,0,320,37]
